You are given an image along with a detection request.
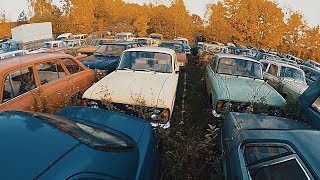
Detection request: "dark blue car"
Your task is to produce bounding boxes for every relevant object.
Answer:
[300,79,320,129]
[220,112,320,180]
[80,42,141,75]
[0,106,159,179]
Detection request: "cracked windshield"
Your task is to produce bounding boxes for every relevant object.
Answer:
[1,0,320,179]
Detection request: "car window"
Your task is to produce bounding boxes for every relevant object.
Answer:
[250,159,308,180]
[94,45,125,56]
[244,145,289,165]
[119,51,172,73]
[267,64,278,76]
[2,67,36,103]
[61,58,83,74]
[280,66,305,82]
[132,43,139,48]
[217,57,263,79]
[210,57,217,71]
[311,96,320,113]
[36,60,67,85]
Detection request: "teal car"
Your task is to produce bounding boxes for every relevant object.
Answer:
[220,112,320,180]
[205,54,286,117]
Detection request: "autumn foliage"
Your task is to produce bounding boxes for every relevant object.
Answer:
[1,0,320,61]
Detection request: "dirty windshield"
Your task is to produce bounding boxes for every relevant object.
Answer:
[217,57,263,79]
[280,66,305,82]
[119,51,172,73]
[94,45,125,56]
[159,43,184,53]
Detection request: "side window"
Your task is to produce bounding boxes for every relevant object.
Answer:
[36,60,67,85]
[250,159,309,180]
[244,145,289,165]
[2,67,36,103]
[132,43,139,48]
[61,58,83,74]
[311,96,320,114]
[267,64,278,76]
[210,57,217,71]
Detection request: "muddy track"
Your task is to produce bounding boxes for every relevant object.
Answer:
[157,56,221,179]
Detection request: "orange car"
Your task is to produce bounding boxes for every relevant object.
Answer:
[0,53,95,112]
[77,38,116,55]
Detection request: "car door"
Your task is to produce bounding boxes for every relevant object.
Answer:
[300,79,320,129]
[60,58,95,101]
[0,66,38,111]
[35,58,74,112]
[205,56,217,101]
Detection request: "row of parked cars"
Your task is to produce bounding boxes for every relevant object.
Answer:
[200,40,320,179]
[0,32,196,179]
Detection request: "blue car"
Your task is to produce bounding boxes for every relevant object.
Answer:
[80,42,141,75]
[300,79,320,129]
[0,106,159,179]
[220,112,320,180]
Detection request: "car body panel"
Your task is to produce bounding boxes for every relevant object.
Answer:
[0,106,159,179]
[263,61,308,97]
[82,47,179,127]
[0,53,95,112]
[205,54,286,116]
[221,112,320,179]
[300,79,320,129]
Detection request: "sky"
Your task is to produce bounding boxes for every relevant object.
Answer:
[1,0,320,27]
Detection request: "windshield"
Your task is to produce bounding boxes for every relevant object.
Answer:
[159,43,184,53]
[133,39,148,45]
[42,43,52,48]
[94,44,125,56]
[280,66,305,82]
[34,114,135,151]
[150,35,162,40]
[119,51,172,73]
[64,41,75,47]
[90,39,108,46]
[217,57,263,79]
[183,44,190,50]
[115,34,127,40]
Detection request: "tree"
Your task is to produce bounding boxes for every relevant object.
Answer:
[17,10,28,26]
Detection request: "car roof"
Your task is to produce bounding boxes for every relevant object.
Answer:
[43,40,64,44]
[123,47,175,56]
[115,32,133,35]
[161,40,183,44]
[57,33,72,37]
[215,53,261,63]
[102,42,139,45]
[0,53,75,72]
[268,60,303,70]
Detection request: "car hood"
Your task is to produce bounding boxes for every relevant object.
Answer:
[77,46,98,53]
[214,74,286,106]
[83,70,177,109]
[0,111,79,179]
[81,55,119,69]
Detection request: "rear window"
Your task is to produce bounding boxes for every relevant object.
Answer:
[34,114,135,151]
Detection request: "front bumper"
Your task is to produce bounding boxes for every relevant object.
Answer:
[83,99,171,128]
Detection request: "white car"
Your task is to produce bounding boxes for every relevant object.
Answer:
[0,50,29,60]
[82,47,179,128]
[264,61,308,98]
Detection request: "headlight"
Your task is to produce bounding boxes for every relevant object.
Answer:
[149,108,170,123]
[85,99,100,108]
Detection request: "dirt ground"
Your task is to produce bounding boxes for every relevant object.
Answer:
[156,55,223,179]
